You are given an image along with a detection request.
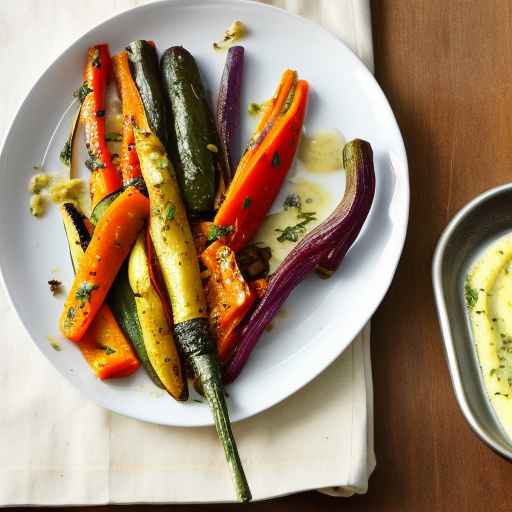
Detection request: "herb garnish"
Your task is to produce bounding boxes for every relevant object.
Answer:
[166,204,176,221]
[48,279,62,295]
[276,211,317,243]
[60,139,72,167]
[271,151,281,167]
[75,281,99,305]
[64,307,76,329]
[106,132,122,142]
[208,224,234,242]
[85,153,105,171]
[464,282,478,309]
[276,193,317,243]
[104,346,116,355]
[73,81,92,103]
[243,197,252,209]
[283,193,302,210]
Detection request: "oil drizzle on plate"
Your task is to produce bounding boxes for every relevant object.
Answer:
[298,130,345,173]
[252,179,332,273]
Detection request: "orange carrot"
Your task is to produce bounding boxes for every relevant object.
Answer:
[60,187,150,341]
[60,203,140,378]
[214,80,309,251]
[201,241,255,362]
[234,69,297,179]
[80,45,122,208]
[112,51,150,185]
[79,306,140,379]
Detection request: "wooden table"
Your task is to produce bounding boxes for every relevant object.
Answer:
[13,1,512,510]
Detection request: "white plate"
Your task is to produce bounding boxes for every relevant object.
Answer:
[0,0,408,426]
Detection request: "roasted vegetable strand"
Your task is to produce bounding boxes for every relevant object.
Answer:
[161,46,221,214]
[127,40,170,151]
[225,140,376,382]
[214,78,309,251]
[134,129,251,502]
[112,51,150,185]
[80,44,122,209]
[60,203,140,379]
[216,46,244,183]
[60,186,149,341]
[128,234,187,400]
[201,241,255,362]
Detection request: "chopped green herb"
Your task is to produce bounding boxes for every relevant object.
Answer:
[106,132,122,142]
[271,151,281,167]
[464,283,478,309]
[208,224,234,242]
[85,153,105,171]
[64,307,76,330]
[60,138,72,167]
[276,210,317,243]
[248,102,262,116]
[166,204,176,221]
[50,341,62,351]
[104,346,116,355]
[243,197,252,209]
[283,193,302,210]
[73,81,93,103]
[75,281,99,305]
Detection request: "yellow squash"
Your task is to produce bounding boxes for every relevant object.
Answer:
[133,128,207,323]
[128,234,187,400]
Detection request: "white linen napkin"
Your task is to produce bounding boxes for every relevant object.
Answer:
[0,0,375,504]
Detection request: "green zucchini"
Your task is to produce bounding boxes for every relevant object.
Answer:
[135,128,251,502]
[126,40,170,151]
[160,46,219,214]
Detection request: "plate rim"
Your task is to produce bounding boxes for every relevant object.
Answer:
[0,0,409,427]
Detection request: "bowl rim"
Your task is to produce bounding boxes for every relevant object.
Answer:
[432,182,512,460]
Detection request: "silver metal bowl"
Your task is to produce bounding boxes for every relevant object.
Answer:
[433,183,512,460]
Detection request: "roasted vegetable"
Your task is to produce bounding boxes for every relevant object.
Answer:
[109,49,164,384]
[60,203,140,379]
[108,265,164,387]
[128,234,187,400]
[201,241,256,362]
[225,140,376,382]
[235,69,297,177]
[214,75,308,251]
[126,40,170,151]
[236,244,271,280]
[134,128,251,502]
[216,46,244,183]
[112,51,150,186]
[60,186,149,342]
[80,44,122,209]
[161,46,220,214]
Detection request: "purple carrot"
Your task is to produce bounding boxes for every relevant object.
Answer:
[225,139,376,382]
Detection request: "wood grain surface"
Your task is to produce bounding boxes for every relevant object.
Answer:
[10,1,512,511]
